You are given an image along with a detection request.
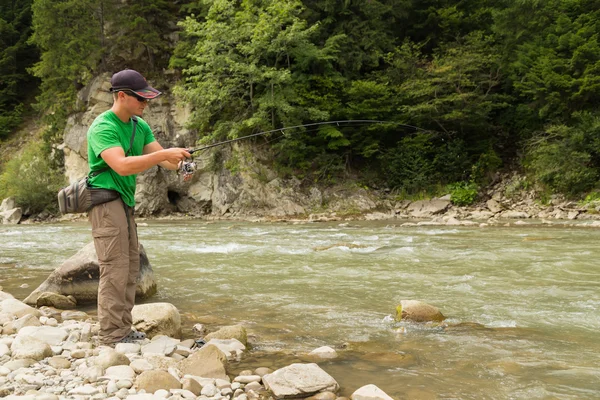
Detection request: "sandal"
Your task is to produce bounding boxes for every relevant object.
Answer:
[117,330,147,343]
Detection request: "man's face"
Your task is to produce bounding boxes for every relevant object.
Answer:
[119,90,148,116]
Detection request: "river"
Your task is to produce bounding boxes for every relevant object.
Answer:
[1,220,599,399]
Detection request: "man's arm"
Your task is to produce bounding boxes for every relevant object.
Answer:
[142,141,182,170]
[101,145,190,176]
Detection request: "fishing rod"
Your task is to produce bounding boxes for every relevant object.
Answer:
[178,119,429,180]
[187,120,427,154]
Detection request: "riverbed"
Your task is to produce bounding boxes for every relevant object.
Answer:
[1,220,599,399]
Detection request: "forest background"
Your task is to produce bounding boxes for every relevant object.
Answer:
[1,0,600,214]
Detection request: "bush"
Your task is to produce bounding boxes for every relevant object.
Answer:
[0,105,24,140]
[0,140,65,214]
[525,113,600,197]
[381,134,436,192]
[448,181,479,206]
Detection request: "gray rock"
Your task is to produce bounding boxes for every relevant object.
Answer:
[130,358,153,374]
[17,326,69,346]
[136,370,182,393]
[306,391,337,400]
[351,384,394,400]
[308,346,338,359]
[0,197,16,212]
[181,377,202,396]
[0,343,9,357]
[0,291,14,301]
[0,207,22,224]
[486,199,503,213]
[105,365,136,381]
[205,338,245,360]
[201,383,218,397]
[10,335,53,361]
[48,356,72,369]
[24,242,156,306]
[397,300,445,322]
[5,314,41,333]
[254,367,273,377]
[0,298,41,319]
[262,363,339,399]
[95,349,131,370]
[132,303,181,339]
[61,310,89,321]
[406,200,451,218]
[141,335,179,356]
[234,375,261,384]
[114,343,141,355]
[36,292,77,309]
[179,344,228,380]
[499,210,530,219]
[204,325,247,346]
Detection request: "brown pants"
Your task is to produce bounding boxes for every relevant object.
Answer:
[89,198,139,344]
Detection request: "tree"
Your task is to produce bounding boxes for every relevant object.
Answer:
[0,0,38,139]
[174,0,344,166]
[29,0,103,142]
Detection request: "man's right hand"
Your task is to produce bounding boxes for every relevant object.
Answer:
[162,148,191,165]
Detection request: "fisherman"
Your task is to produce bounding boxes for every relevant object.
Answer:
[86,69,190,345]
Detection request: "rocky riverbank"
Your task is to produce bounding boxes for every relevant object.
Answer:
[0,288,405,400]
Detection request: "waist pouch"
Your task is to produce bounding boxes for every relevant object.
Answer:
[57,178,120,214]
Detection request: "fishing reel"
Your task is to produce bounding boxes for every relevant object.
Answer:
[178,160,197,181]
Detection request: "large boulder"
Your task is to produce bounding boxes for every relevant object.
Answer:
[0,197,16,211]
[406,200,451,218]
[24,241,156,305]
[0,291,14,301]
[132,302,181,339]
[0,207,22,224]
[262,363,339,399]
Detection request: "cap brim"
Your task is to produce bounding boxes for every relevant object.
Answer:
[133,87,161,99]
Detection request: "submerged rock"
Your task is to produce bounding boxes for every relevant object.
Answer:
[396,300,445,322]
[36,292,77,309]
[24,242,156,305]
[204,324,247,346]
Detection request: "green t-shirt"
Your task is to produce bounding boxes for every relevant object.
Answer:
[87,110,156,207]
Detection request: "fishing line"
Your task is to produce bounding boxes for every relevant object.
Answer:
[178,120,430,180]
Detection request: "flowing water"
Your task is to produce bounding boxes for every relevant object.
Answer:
[1,220,599,399]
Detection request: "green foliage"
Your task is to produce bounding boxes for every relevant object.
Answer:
[381,134,436,192]
[448,181,479,206]
[525,113,600,197]
[471,149,502,184]
[0,0,38,139]
[6,0,600,204]
[103,0,180,72]
[0,140,65,213]
[0,105,24,139]
[28,0,102,143]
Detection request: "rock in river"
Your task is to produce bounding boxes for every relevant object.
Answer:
[24,241,156,305]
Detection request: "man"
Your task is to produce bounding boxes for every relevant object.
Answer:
[87,69,190,345]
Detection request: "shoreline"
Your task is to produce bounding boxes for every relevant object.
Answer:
[0,295,382,400]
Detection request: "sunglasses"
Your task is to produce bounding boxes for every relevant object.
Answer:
[119,89,148,103]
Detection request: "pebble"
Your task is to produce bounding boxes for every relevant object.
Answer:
[0,295,387,400]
